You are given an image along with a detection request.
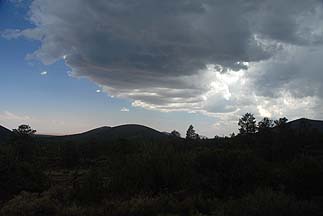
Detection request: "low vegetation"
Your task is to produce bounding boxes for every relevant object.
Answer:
[1,114,323,215]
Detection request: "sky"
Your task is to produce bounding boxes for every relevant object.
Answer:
[1,0,323,137]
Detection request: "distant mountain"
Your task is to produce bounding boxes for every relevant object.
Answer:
[287,118,323,133]
[64,126,112,139]
[107,124,166,140]
[37,124,169,144]
[0,125,13,144]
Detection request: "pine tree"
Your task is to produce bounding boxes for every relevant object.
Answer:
[274,117,288,127]
[186,125,197,139]
[258,117,274,132]
[238,113,257,135]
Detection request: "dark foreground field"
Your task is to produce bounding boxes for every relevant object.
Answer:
[1,120,323,216]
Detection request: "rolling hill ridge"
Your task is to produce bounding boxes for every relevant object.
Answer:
[287,118,323,133]
[0,125,12,144]
[36,124,170,144]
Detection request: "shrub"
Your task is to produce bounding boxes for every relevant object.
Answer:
[106,144,193,195]
[0,191,59,216]
[215,188,321,216]
[192,150,268,197]
[278,156,323,198]
[73,168,106,203]
[0,161,49,200]
[102,194,218,216]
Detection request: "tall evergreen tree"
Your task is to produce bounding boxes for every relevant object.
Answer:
[13,124,36,137]
[238,113,257,135]
[274,117,288,127]
[258,117,274,132]
[186,125,197,139]
[12,125,36,161]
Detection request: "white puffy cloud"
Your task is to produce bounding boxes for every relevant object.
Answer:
[120,107,130,112]
[40,71,47,75]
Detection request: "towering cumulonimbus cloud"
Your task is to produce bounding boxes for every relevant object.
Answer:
[4,0,323,122]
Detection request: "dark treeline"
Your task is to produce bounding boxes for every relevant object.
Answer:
[1,115,323,216]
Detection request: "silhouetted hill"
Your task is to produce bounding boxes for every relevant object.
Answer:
[108,124,166,139]
[37,124,169,144]
[287,118,323,133]
[63,126,112,139]
[0,125,12,144]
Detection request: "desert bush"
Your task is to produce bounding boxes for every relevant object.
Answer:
[215,188,321,216]
[73,168,106,203]
[60,142,81,168]
[0,160,49,200]
[192,150,269,197]
[106,144,194,195]
[102,194,218,216]
[58,205,85,216]
[0,191,58,216]
[277,156,323,198]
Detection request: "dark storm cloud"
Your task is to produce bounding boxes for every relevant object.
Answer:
[5,0,323,116]
[25,0,267,72]
[251,1,323,45]
[250,46,323,99]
